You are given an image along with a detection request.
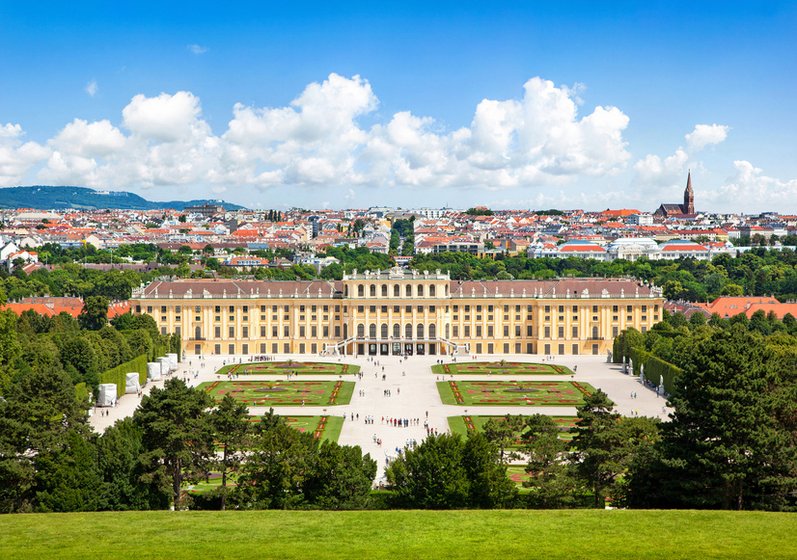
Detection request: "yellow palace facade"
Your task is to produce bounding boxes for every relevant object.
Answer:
[131,268,664,357]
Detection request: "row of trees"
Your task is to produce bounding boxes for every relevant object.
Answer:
[384,392,659,510]
[0,373,377,512]
[410,248,797,301]
[0,300,174,396]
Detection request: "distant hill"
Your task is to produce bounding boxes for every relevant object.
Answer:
[0,186,246,211]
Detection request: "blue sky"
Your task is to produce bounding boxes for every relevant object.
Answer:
[1,1,796,211]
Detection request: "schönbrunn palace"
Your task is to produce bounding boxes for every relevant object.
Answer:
[131,268,664,357]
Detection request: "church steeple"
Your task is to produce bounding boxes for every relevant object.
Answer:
[683,170,695,214]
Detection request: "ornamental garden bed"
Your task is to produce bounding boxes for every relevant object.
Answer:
[199,380,354,406]
[447,415,577,443]
[437,380,596,406]
[243,415,344,443]
[431,361,573,376]
[215,361,360,376]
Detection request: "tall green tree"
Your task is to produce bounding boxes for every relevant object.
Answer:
[302,441,377,510]
[134,379,214,510]
[570,389,622,508]
[522,414,581,508]
[78,295,110,330]
[386,433,471,509]
[234,411,317,509]
[653,325,797,510]
[210,394,250,510]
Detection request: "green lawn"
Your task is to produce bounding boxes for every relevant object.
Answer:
[437,380,596,406]
[215,361,360,376]
[432,361,573,375]
[448,415,577,441]
[245,415,345,443]
[1,510,796,559]
[199,380,354,406]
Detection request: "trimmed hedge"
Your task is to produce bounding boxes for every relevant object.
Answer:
[643,354,682,395]
[98,354,149,397]
[613,330,682,394]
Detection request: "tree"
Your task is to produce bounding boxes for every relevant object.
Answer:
[302,441,377,509]
[462,432,517,508]
[522,414,581,508]
[134,379,214,509]
[570,389,621,508]
[482,415,524,464]
[97,417,168,510]
[0,367,90,512]
[651,325,797,510]
[234,411,317,509]
[0,310,22,393]
[210,394,250,510]
[78,295,109,330]
[386,433,471,509]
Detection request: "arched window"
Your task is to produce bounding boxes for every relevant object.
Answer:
[393,323,401,338]
[381,323,388,339]
[357,324,365,338]
[369,323,377,338]
[406,285,412,297]
[358,284,364,297]
[381,284,388,297]
[405,323,413,339]
[430,285,436,297]
[445,324,450,339]
[418,284,424,297]
[429,324,436,339]
[195,326,202,339]
[370,284,376,297]
[445,284,449,296]
[592,326,599,339]
[344,285,349,297]
[417,324,425,339]
[393,284,400,297]
[343,324,348,338]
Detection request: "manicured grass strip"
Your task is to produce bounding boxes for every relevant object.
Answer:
[216,361,360,376]
[320,415,344,444]
[1,510,796,560]
[447,415,469,437]
[199,380,355,406]
[437,380,596,407]
[432,361,573,375]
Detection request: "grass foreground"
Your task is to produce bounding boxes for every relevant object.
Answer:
[1,510,795,559]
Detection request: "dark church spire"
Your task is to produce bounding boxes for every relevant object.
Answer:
[683,170,695,214]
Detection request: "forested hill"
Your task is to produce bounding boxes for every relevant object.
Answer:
[0,186,245,211]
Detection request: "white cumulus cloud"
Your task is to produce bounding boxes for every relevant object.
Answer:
[187,44,208,55]
[699,160,797,212]
[21,74,631,196]
[0,123,49,186]
[685,123,729,151]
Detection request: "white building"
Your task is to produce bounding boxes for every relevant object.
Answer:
[606,238,660,261]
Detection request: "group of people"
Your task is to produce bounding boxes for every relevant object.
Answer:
[384,417,418,428]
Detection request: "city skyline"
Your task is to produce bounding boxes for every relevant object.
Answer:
[1,2,796,213]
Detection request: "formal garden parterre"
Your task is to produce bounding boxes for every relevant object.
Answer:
[432,361,574,375]
[437,380,596,406]
[244,415,344,443]
[199,380,355,406]
[448,415,577,441]
[215,361,360,376]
